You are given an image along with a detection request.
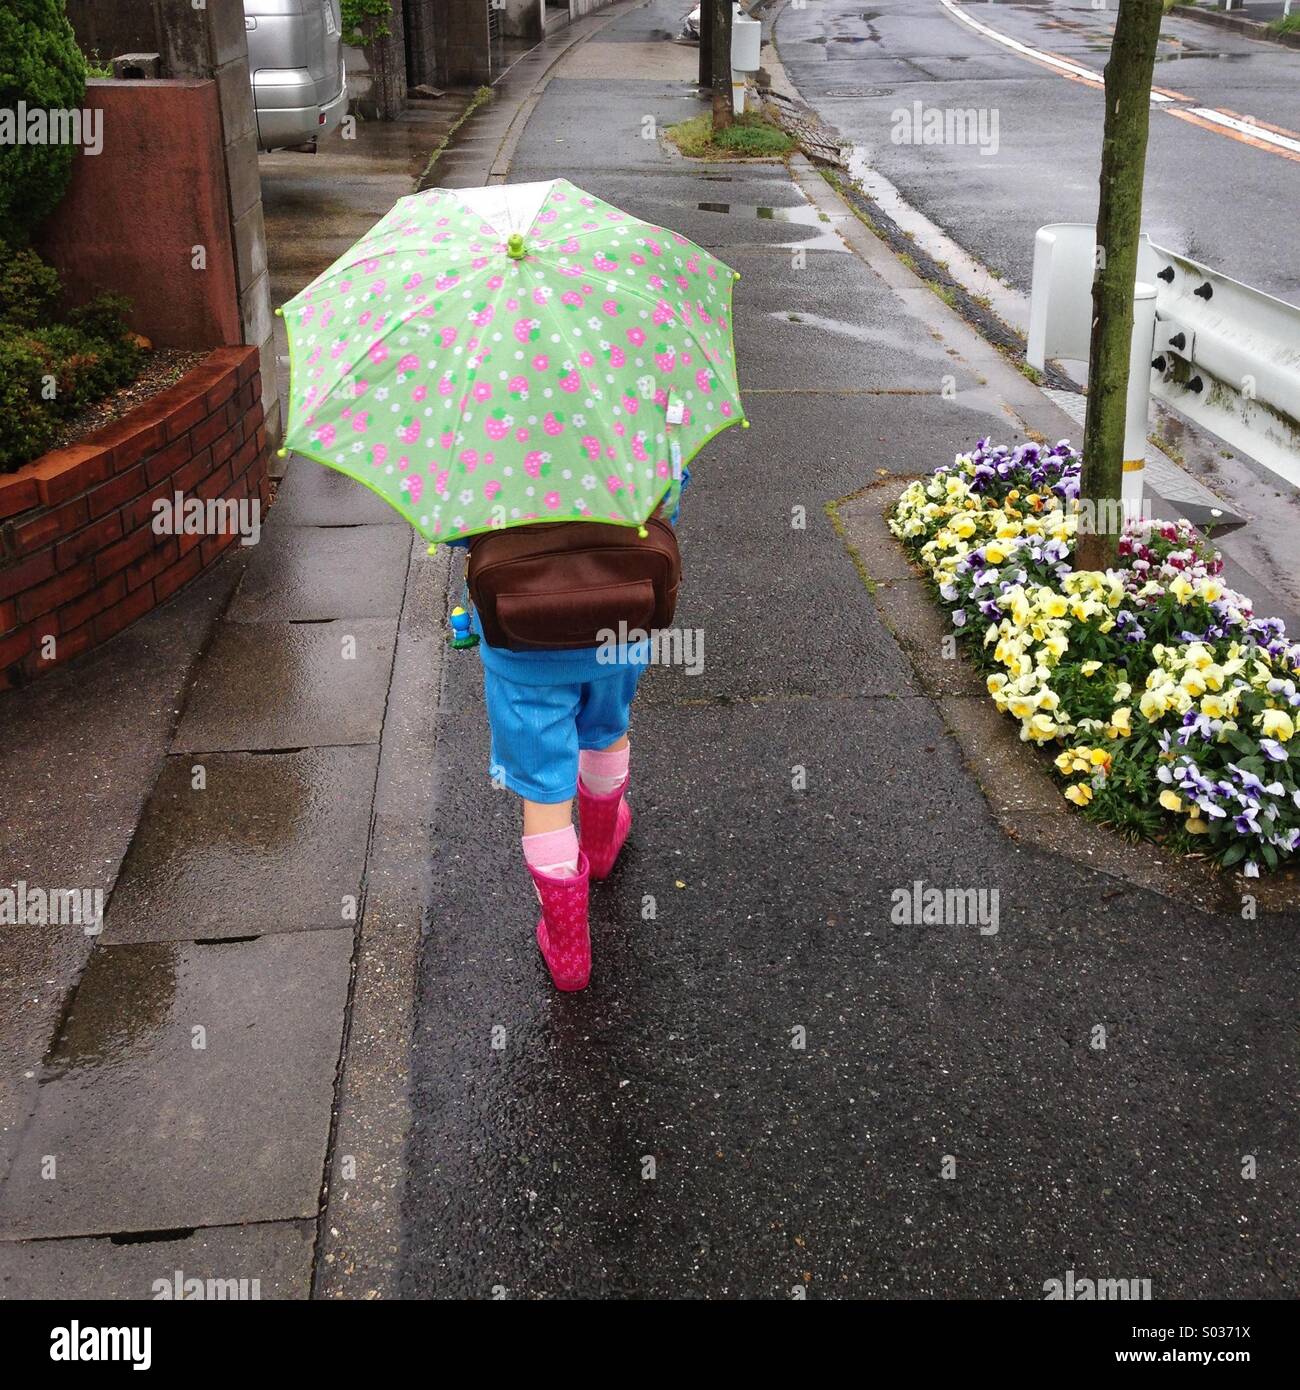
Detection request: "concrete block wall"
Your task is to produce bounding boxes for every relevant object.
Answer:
[155,1,281,446]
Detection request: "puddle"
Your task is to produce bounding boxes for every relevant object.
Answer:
[1155,50,1251,63]
[693,200,848,252]
[771,310,952,361]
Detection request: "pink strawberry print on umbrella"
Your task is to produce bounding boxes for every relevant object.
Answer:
[278,179,742,543]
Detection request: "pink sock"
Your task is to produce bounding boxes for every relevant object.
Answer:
[579,745,629,797]
[522,824,579,878]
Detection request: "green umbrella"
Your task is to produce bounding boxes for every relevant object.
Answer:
[277,178,745,545]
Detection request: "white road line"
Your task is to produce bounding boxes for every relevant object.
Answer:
[1186,107,1300,155]
[936,0,1173,103]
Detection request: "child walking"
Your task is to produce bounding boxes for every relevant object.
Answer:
[453,478,684,993]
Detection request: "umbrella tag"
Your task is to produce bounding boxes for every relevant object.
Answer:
[665,397,685,426]
[669,437,683,480]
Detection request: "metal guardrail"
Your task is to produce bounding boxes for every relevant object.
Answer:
[1028,223,1300,494]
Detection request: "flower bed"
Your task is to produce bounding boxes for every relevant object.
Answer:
[890,440,1300,877]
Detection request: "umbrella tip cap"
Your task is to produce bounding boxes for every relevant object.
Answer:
[637,525,648,538]
[276,447,288,458]
[741,419,750,430]
[427,543,438,555]
[274,307,283,317]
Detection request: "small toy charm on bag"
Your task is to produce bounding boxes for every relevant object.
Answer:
[448,605,479,650]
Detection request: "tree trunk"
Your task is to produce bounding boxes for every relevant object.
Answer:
[699,0,713,90]
[712,0,733,132]
[1076,0,1162,571]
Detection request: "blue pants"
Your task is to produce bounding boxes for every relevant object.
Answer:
[482,664,645,803]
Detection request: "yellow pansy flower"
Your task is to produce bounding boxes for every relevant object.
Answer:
[1064,783,1093,806]
[1107,707,1132,738]
[1159,790,1183,813]
[1260,709,1295,742]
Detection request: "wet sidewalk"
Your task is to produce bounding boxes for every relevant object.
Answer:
[2,0,1298,1301]
[0,85,477,1295]
[397,0,1300,1298]
[0,0,651,1300]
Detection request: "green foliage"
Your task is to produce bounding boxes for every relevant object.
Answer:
[0,246,62,327]
[666,111,795,159]
[340,0,393,48]
[0,0,89,244]
[0,247,144,472]
[0,334,59,465]
[81,49,113,79]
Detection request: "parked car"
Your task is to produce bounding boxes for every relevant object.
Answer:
[243,0,347,151]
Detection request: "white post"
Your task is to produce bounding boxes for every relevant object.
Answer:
[1124,283,1157,516]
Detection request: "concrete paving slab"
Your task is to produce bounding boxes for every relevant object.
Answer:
[227,524,410,623]
[268,456,407,527]
[729,254,984,393]
[170,618,398,753]
[0,557,246,1183]
[0,930,353,1239]
[102,747,379,944]
[679,391,1014,509]
[558,40,699,79]
[0,1219,315,1300]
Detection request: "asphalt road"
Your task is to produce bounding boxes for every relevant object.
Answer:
[399,0,1300,1299]
[774,0,1300,306]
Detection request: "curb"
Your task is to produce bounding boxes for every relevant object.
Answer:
[1172,4,1300,51]
[834,478,1300,915]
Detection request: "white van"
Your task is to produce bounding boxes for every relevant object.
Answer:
[243,0,348,151]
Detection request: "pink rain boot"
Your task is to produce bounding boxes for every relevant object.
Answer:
[529,852,592,991]
[579,779,632,880]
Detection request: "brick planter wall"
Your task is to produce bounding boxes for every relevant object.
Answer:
[0,347,268,692]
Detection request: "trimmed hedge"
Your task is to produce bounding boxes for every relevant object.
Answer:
[0,246,144,471]
[0,0,88,245]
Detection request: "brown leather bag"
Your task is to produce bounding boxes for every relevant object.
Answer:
[467,514,681,651]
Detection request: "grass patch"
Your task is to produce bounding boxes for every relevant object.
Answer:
[665,111,796,159]
[929,281,958,309]
[1019,361,1045,385]
[1268,14,1300,34]
[418,85,493,188]
[1149,431,1186,467]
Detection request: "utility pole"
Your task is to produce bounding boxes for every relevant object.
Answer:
[699,0,713,91]
[712,0,733,132]
[1076,0,1162,571]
